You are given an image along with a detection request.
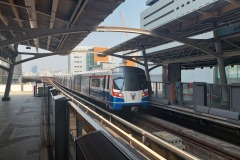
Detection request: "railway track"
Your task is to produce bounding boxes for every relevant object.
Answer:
[149,105,240,145]
[131,112,240,160]
[45,78,240,160]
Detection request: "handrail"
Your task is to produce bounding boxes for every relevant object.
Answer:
[68,101,166,160]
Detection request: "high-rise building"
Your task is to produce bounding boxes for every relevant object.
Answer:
[13,54,22,83]
[0,54,22,84]
[31,65,38,73]
[68,47,91,74]
[68,46,113,74]
[141,0,218,30]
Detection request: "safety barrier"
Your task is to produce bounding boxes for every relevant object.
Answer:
[0,84,33,92]
[150,81,240,120]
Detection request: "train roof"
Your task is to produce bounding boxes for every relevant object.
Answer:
[55,66,144,77]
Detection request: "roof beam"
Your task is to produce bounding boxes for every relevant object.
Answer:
[196,10,218,18]
[56,0,89,52]
[0,1,67,24]
[8,0,23,27]
[25,0,39,52]
[0,27,89,49]
[149,50,240,65]
[226,0,240,7]
[223,40,240,50]
[0,12,16,37]
[0,12,8,26]
[96,26,220,58]
[0,64,9,72]
[18,52,53,56]
[0,56,12,65]
[14,53,57,65]
[47,0,59,50]
[8,0,32,46]
[0,26,220,57]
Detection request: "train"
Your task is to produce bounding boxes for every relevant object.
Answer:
[54,66,149,111]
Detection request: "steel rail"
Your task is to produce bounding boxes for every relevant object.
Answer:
[134,113,240,160]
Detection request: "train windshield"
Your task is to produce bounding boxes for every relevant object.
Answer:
[113,70,147,91]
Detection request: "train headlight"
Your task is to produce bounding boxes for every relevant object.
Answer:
[112,90,124,98]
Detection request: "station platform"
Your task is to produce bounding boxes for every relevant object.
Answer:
[0,92,42,160]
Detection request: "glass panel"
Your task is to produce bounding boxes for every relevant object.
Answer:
[182,83,193,107]
[156,83,166,99]
[212,84,230,110]
[207,84,211,107]
[151,82,157,97]
[113,71,148,91]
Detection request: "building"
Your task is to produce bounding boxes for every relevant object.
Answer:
[13,54,22,84]
[0,54,22,84]
[68,46,92,74]
[68,46,114,74]
[140,0,240,83]
[91,62,122,70]
[141,0,219,30]
[0,60,8,84]
[31,65,38,73]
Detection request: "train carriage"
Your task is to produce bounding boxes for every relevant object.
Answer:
[54,66,149,111]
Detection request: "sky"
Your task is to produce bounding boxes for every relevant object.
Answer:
[21,0,148,72]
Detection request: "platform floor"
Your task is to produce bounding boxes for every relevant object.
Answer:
[0,92,42,160]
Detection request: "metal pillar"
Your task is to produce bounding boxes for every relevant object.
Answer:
[213,30,227,84]
[162,64,181,82]
[2,55,16,101]
[142,49,152,94]
[213,30,229,104]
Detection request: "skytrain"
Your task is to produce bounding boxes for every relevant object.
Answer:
[54,66,149,111]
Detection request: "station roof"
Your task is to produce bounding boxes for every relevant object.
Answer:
[0,0,124,57]
[103,0,240,69]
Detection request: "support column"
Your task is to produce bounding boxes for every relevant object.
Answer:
[213,30,227,84]
[213,66,219,84]
[213,30,229,105]
[2,55,16,101]
[142,49,152,94]
[162,64,181,105]
[162,64,181,82]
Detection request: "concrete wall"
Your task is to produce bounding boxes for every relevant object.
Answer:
[0,84,33,92]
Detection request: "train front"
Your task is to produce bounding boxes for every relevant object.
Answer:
[111,67,149,111]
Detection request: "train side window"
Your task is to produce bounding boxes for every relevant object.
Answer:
[102,77,106,89]
[91,78,100,87]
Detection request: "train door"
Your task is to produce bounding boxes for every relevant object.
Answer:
[101,76,106,100]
